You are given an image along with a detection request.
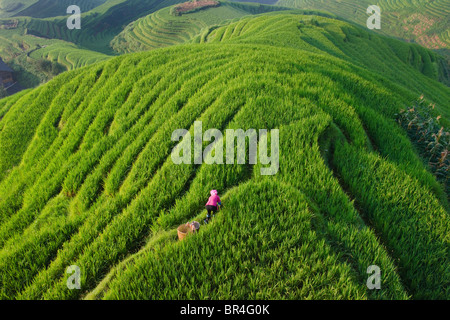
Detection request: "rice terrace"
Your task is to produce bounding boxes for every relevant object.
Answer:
[0,0,448,307]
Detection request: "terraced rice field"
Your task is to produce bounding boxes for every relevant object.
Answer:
[0,18,110,87]
[21,0,186,53]
[12,0,108,18]
[111,6,206,53]
[111,1,289,53]
[276,0,450,50]
[205,12,449,102]
[0,0,36,18]
[29,42,109,70]
[0,13,448,300]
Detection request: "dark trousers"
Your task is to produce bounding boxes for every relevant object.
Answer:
[205,205,217,219]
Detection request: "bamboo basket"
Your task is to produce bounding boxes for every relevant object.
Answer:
[177,222,199,240]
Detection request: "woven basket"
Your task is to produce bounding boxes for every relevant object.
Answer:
[177,224,192,240]
[177,222,200,240]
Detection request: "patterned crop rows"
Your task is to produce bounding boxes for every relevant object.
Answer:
[0,13,448,300]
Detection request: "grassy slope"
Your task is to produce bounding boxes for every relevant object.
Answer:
[0,0,140,88]
[0,1,287,89]
[111,1,290,54]
[0,0,285,89]
[13,0,108,18]
[0,0,108,18]
[29,42,109,71]
[0,19,109,87]
[21,0,188,54]
[275,0,450,84]
[2,1,448,89]
[276,0,450,50]
[0,0,36,18]
[0,13,448,300]
[205,11,450,117]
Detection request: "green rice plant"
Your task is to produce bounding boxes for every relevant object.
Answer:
[334,142,449,299]
[103,180,368,300]
[0,12,448,301]
[277,0,450,62]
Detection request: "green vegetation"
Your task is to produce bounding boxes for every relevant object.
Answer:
[0,0,192,90]
[20,0,187,54]
[334,142,449,299]
[11,0,108,18]
[0,0,36,18]
[100,181,372,299]
[111,1,289,53]
[276,0,450,50]
[0,19,109,88]
[0,11,448,301]
[0,0,194,91]
[276,0,450,85]
[29,42,110,70]
[1,0,449,93]
[204,13,450,112]
[0,0,108,19]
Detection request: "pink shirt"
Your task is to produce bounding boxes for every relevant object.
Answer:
[206,194,221,207]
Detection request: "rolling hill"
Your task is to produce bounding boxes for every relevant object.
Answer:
[204,10,450,100]
[0,18,110,88]
[111,1,289,53]
[1,0,449,92]
[276,0,450,51]
[29,42,110,71]
[0,0,109,18]
[0,0,177,89]
[21,0,188,53]
[0,12,448,300]
[0,0,38,18]
[0,0,189,90]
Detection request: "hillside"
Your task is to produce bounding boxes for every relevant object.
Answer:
[0,19,109,88]
[29,42,110,71]
[204,11,450,108]
[0,0,36,18]
[111,1,290,53]
[0,0,287,89]
[0,0,108,18]
[0,13,448,300]
[276,0,450,86]
[276,0,450,52]
[0,0,177,89]
[21,0,188,53]
[1,0,449,92]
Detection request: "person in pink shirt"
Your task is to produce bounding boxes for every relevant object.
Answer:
[204,189,221,224]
